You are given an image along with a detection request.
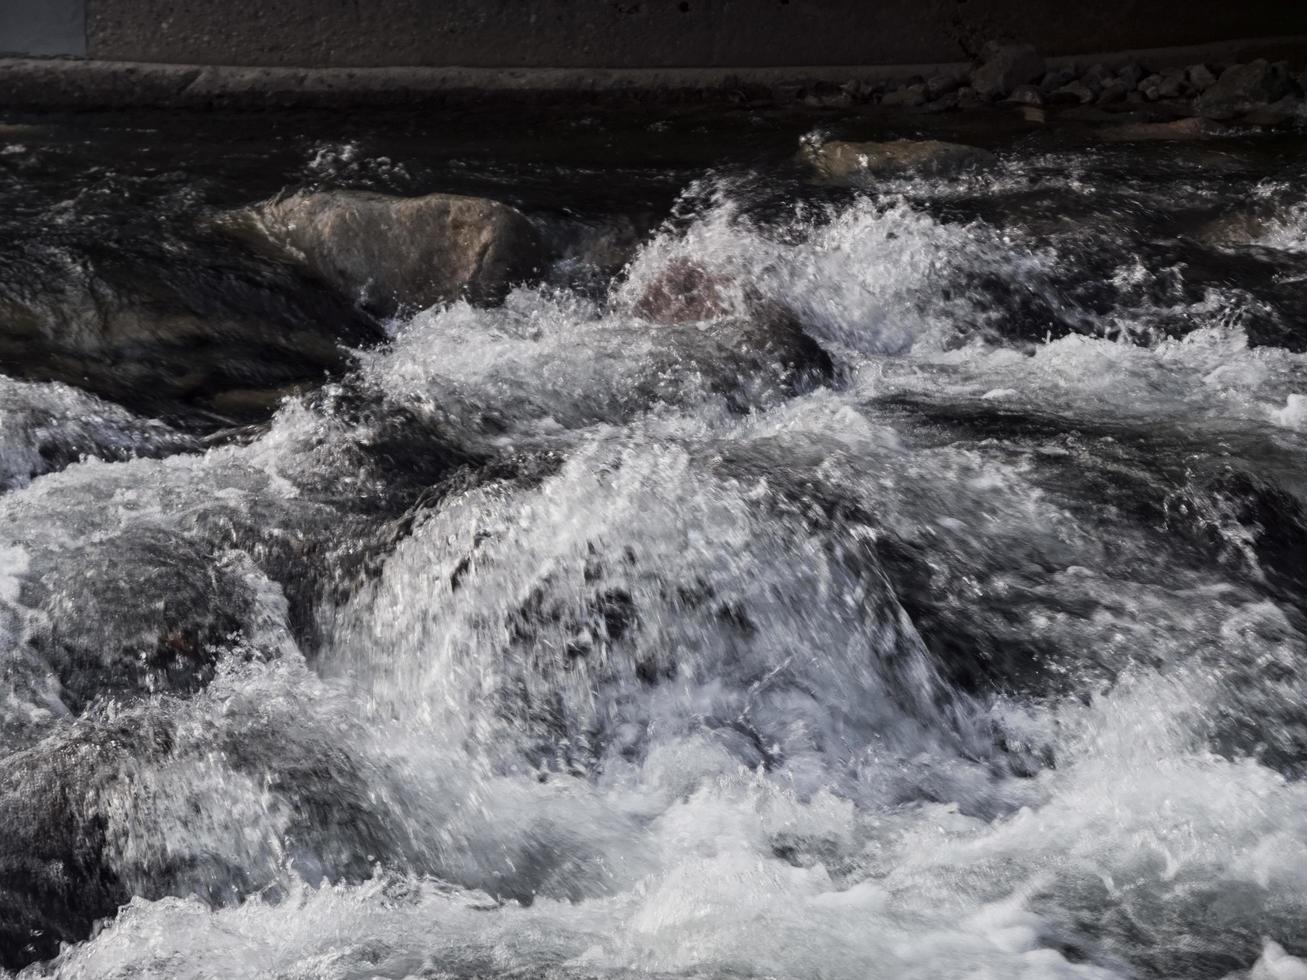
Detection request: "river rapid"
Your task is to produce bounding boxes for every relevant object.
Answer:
[3,105,1307,979]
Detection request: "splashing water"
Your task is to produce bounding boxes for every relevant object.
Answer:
[4,112,1307,980]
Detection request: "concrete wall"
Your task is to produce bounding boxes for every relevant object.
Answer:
[1,0,1305,67]
[81,0,1307,67]
[0,0,84,57]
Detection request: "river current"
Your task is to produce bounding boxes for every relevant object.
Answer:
[3,106,1307,979]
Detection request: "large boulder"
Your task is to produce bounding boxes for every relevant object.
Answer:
[1195,60,1302,120]
[626,257,833,409]
[802,139,996,182]
[0,698,420,971]
[245,190,543,316]
[0,240,382,426]
[970,43,1046,101]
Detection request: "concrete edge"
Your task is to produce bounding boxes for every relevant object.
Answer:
[3,34,1306,110]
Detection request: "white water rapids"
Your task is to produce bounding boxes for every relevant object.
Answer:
[4,143,1307,980]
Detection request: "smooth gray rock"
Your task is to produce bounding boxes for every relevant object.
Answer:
[245,190,543,315]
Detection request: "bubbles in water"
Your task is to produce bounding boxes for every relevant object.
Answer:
[7,134,1307,980]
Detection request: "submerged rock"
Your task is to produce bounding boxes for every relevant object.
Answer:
[628,258,833,407]
[0,696,419,971]
[801,139,996,182]
[0,240,383,426]
[631,256,737,325]
[243,190,543,316]
[0,379,198,492]
[1241,96,1305,128]
[1098,117,1229,141]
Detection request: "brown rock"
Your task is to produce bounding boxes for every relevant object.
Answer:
[248,190,542,315]
[1097,117,1229,141]
[801,139,997,181]
[631,257,736,325]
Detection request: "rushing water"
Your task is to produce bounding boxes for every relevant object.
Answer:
[3,105,1307,979]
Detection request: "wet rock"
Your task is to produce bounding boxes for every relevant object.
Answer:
[0,722,142,969]
[1139,73,1165,100]
[970,43,1046,101]
[1241,96,1304,128]
[925,72,963,99]
[1157,68,1188,99]
[1117,64,1146,89]
[881,83,927,108]
[0,380,198,493]
[1004,84,1044,107]
[246,190,543,316]
[919,92,961,114]
[1096,80,1130,105]
[1052,81,1096,105]
[802,83,853,108]
[1082,64,1115,94]
[0,240,383,426]
[0,697,420,971]
[21,532,261,712]
[1187,64,1218,92]
[1098,117,1229,141]
[802,139,996,181]
[632,257,736,324]
[956,86,983,110]
[628,258,834,406]
[837,79,874,103]
[1040,68,1076,94]
[1195,59,1302,120]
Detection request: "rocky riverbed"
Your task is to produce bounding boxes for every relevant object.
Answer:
[1,92,1307,978]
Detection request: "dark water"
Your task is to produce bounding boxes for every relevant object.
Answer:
[3,104,1307,979]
